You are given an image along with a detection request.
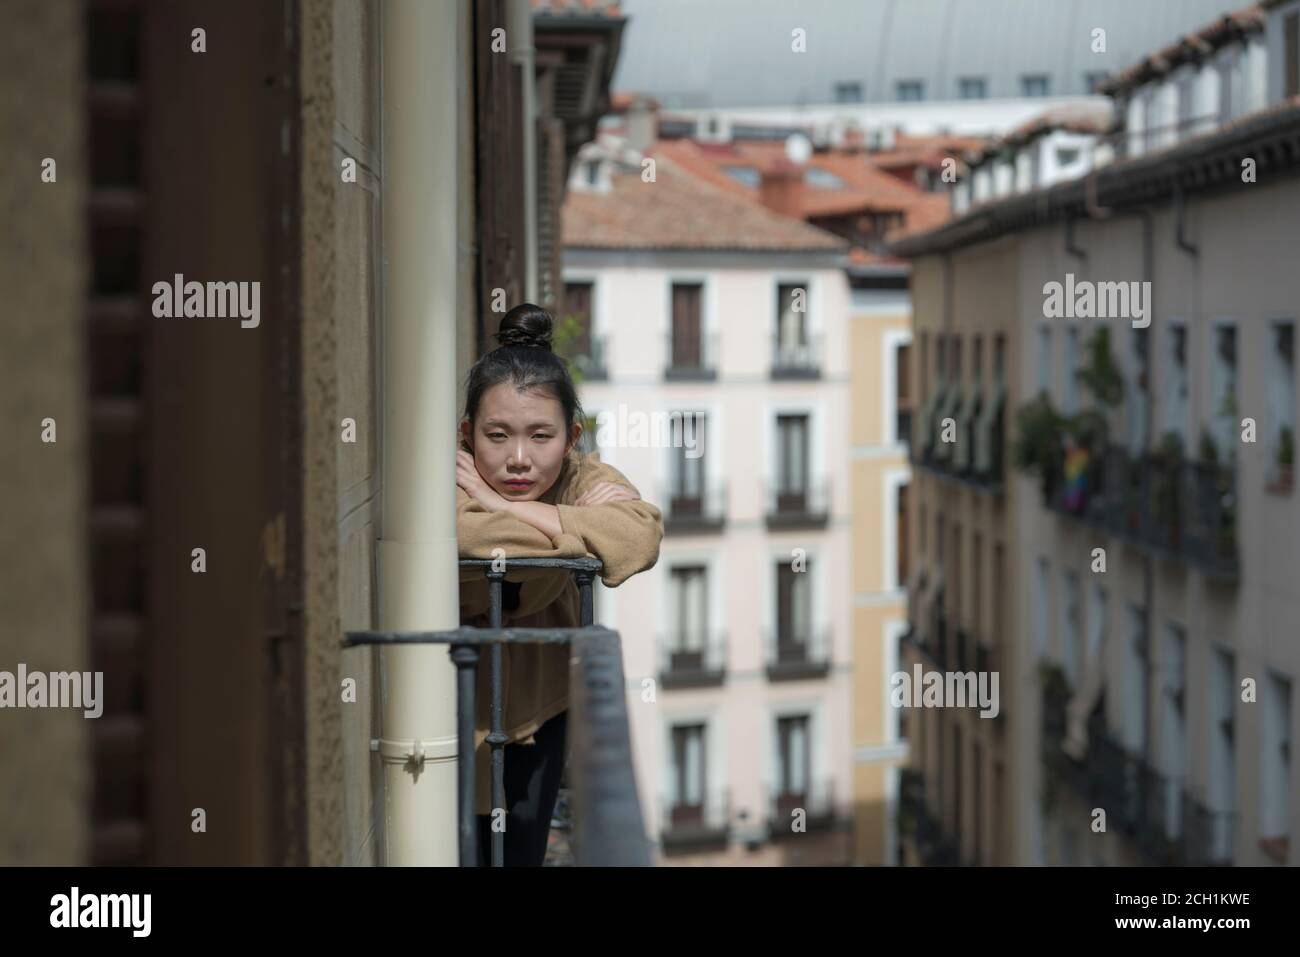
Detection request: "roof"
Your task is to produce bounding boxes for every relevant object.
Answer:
[890,95,1300,257]
[1097,4,1267,96]
[966,102,1116,166]
[532,0,624,17]
[609,0,1244,108]
[561,153,849,252]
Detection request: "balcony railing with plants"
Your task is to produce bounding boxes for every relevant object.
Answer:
[343,557,652,867]
[1013,329,1238,580]
[763,625,831,681]
[771,331,824,379]
[898,767,962,866]
[763,475,831,529]
[766,778,838,838]
[661,788,731,852]
[663,480,728,534]
[658,631,727,689]
[1040,662,1235,866]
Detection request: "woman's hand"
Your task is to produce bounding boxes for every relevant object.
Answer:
[457,450,508,512]
[574,481,641,508]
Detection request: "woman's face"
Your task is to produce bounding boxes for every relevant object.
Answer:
[461,383,581,502]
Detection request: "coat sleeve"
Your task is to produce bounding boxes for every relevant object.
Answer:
[552,458,664,587]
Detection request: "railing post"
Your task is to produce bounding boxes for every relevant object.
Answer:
[574,569,594,627]
[450,643,480,866]
[485,568,507,867]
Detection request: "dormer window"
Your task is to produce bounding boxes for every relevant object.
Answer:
[585,160,600,186]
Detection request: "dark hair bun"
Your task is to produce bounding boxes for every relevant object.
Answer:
[494,303,554,352]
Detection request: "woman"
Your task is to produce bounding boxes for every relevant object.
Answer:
[456,302,663,866]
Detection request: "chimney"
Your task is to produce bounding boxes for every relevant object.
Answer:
[625,94,658,154]
[758,158,804,219]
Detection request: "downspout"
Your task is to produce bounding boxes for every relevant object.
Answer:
[509,0,538,302]
[377,0,462,865]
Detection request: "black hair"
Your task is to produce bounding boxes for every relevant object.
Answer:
[461,303,585,447]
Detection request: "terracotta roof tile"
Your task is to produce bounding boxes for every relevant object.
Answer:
[1098,4,1266,96]
[561,154,848,252]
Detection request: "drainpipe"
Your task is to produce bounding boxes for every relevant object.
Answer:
[377,0,462,865]
[509,0,539,302]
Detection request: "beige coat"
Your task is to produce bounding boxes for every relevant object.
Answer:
[456,436,663,816]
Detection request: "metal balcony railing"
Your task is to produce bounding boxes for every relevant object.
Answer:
[898,767,962,866]
[570,334,608,381]
[660,788,731,851]
[1042,443,1239,581]
[657,631,727,689]
[763,476,831,529]
[771,331,823,379]
[766,777,837,837]
[342,557,652,867]
[1040,678,1236,866]
[664,480,727,533]
[664,329,718,381]
[763,626,832,681]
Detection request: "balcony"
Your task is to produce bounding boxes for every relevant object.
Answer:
[658,632,727,689]
[898,767,962,866]
[661,788,730,853]
[913,381,1005,493]
[766,778,838,839]
[1041,673,1235,866]
[763,476,830,530]
[663,481,727,534]
[664,330,718,381]
[343,557,652,866]
[764,626,831,681]
[570,334,608,382]
[771,332,823,379]
[1041,443,1239,581]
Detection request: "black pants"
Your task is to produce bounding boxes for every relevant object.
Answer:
[476,709,568,867]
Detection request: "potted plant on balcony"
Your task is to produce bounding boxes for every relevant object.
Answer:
[1012,393,1067,505]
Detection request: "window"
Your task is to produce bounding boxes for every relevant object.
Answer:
[1259,673,1292,858]
[1021,74,1050,97]
[1128,327,1150,453]
[669,412,706,512]
[1161,623,1187,839]
[973,740,983,865]
[1061,571,1081,687]
[1085,71,1109,93]
[971,532,983,638]
[669,565,708,662]
[723,165,759,188]
[1123,604,1149,755]
[775,559,813,647]
[1211,324,1238,458]
[563,280,603,379]
[1218,50,1237,124]
[1209,648,1236,861]
[775,413,810,508]
[775,715,811,800]
[1268,321,1295,488]
[994,334,1006,382]
[585,160,600,185]
[992,543,1005,652]
[803,167,846,190]
[1165,324,1189,444]
[1056,147,1080,167]
[898,482,910,587]
[1064,328,1080,414]
[669,724,707,825]
[919,502,927,555]
[896,342,913,448]
[1033,557,1050,660]
[1038,325,1052,396]
[834,81,863,103]
[775,282,811,369]
[669,282,705,372]
[958,77,987,99]
[1286,12,1300,100]
[896,80,924,102]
